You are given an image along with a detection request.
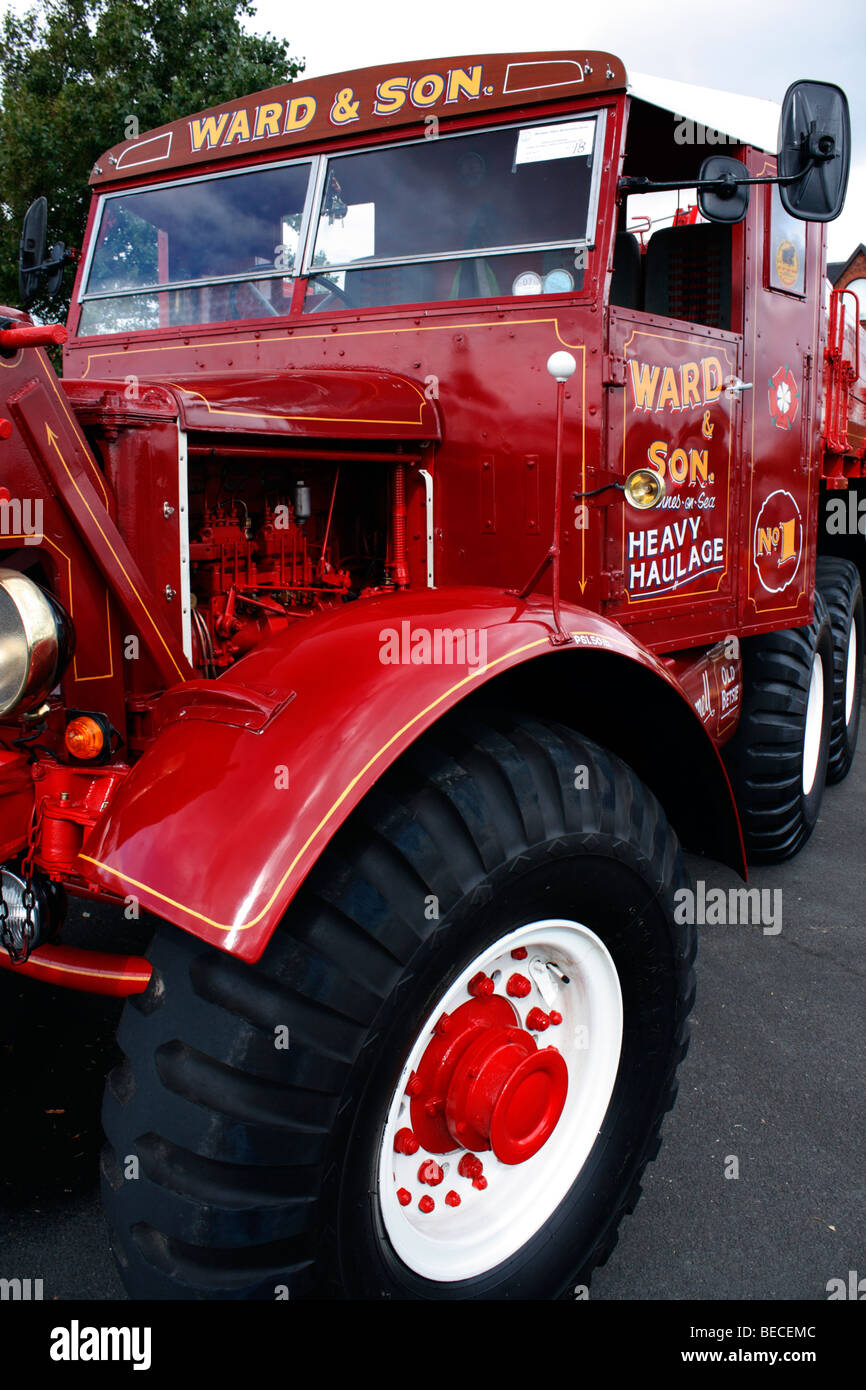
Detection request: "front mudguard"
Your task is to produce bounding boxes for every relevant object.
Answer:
[80,588,744,961]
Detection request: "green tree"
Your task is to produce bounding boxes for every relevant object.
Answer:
[0,0,303,318]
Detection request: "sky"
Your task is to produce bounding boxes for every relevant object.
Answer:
[1,0,864,259]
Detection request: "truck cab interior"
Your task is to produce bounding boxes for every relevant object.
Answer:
[612,95,738,331]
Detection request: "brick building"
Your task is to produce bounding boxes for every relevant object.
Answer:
[827,244,866,318]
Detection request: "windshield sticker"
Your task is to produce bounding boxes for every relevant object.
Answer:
[514,121,595,165]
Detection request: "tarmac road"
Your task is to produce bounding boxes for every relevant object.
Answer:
[1,697,863,1303]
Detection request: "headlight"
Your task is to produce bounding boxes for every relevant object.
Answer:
[0,569,73,716]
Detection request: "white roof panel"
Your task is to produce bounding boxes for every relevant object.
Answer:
[628,71,781,154]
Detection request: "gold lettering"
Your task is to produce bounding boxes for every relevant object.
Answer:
[189,112,230,151]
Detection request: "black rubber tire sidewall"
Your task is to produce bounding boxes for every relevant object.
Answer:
[817,556,864,784]
[724,595,833,863]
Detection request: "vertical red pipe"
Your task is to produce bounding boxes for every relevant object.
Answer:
[392,462,410,588]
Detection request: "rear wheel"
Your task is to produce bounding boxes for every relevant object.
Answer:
[102,712,695,1299]
[816,556,863,783]
[724,593,833,863]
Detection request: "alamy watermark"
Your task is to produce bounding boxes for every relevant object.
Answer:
[672,113,739,146]
[0,496,42,545]
[674,881,782,935]
[379,622,487,668]
[1,1276,43,1299]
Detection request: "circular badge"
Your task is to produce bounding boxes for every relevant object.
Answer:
[753,489,803,594]
[775,239,799,288]
[542,268,575,294]
[512,271,543,296]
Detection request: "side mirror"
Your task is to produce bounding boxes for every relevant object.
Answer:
[697,156,750,223]
[18,196,68,305]
[778,80,850,222]
[19,196,48,304]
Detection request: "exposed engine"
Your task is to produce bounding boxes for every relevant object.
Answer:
[186,449,411,673]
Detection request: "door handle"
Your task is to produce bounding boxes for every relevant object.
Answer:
[726,377,753,396]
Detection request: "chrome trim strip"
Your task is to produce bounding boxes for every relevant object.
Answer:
[177,427,192,663]
[418,467,435,587]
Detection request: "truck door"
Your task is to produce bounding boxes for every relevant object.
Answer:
[738,177,819,634]
[603,219,744,650]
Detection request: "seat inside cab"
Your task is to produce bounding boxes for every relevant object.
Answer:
[611,96,736,331]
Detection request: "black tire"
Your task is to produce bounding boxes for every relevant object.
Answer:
[101,711,695,1300]
[816,556,863,783]
[723,593,833,863]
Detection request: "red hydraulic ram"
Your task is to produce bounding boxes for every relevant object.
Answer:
[0,323,67,349]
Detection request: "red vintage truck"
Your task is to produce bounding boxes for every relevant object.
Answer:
[0,51,861,1299]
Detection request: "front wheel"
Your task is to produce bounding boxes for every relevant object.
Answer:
[102,712,695,1299]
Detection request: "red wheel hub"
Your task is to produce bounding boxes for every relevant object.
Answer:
[409,996,568,1163]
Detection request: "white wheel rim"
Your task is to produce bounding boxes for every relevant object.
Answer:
[377,919,623,1282]
[844,620,857,727]
[802,651,825,795]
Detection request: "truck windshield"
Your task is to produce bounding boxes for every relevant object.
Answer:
[77,112,601,335]
[303,115,601,311]
[78,161,311,336]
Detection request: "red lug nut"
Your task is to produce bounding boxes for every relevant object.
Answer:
[526,1007,550,1031]
[418,1160,444,1186]
[445,1190,461,1207]
[394,1127,420,1155]
[418,1195,435,1213]
[506,973,531,998]
[435,1012,451,1035]
[406,1072,423,1097]
[458,1154,484,1180]
[468,971,495,997]
[510,946,528,960]
[549,1010,563,1026]
[397,1187,412,1206]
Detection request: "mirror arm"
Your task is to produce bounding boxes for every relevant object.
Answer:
[619,156,819,197]
[32,248,77,273]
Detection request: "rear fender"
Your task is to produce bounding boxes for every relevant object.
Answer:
[80,589,744,961]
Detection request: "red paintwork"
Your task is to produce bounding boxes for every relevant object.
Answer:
[0,324,66,349]
[3,50,860,987]
[468,972,495,997]
[525,1008,550,1031]
[89,52,627,188]
[418,1161,444,1186]
[76,587,742,961]
[0,942,150,994]
[69,369,440,441]
[394,1128,420,1156]
[407,992,567,1164]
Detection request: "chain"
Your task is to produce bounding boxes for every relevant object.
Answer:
[0,798,44,964]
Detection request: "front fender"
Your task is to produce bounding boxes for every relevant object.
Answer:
[80,589,743,961]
